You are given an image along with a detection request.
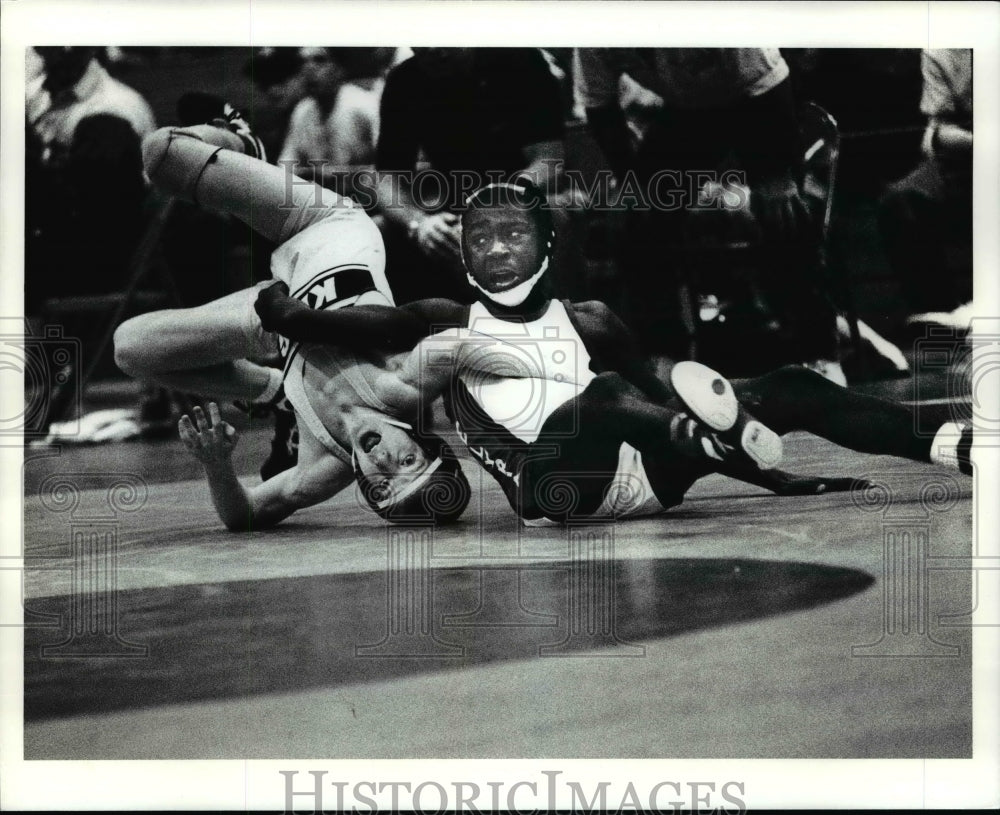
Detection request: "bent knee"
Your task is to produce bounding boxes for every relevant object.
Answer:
[762,364,826,392]
[584,371,630,403]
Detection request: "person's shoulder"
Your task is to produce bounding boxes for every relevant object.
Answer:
[384,55,421,88]
[97,74,155,130]
[101,72,148,106]
[336,82,379,114]
[290,95,319,120]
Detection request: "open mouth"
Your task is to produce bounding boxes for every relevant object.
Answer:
[489,270,521,290]
[359,430,381,455]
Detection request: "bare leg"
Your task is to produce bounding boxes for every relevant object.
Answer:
[116,123,347,399]
[114,285,279,401]
[142,125,349,245]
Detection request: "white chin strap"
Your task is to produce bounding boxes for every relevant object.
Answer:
[468,256,549,307]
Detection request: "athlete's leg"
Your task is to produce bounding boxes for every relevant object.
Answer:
[522,372,713,519]
[114,283,281,401]
[735,365,961,465]
[142,125,349,245]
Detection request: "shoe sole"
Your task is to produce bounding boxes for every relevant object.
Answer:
[670,361,739,431]
[671,361,783,469]
[740,419,784,469]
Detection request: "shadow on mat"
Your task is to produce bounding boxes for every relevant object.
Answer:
[25,558,873,721]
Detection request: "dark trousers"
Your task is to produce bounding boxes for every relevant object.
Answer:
[878,157,972,313]
[621,106,838,365]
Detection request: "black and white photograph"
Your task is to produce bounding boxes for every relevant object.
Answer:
[2,1,998,811]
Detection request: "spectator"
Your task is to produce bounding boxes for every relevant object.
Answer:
[26,47,164,431]
[879,49,972,329]
[26,47,155,308]
[277,47,382,188]
[575,48,844,383]
[374,47,584,304]
[243,47,306,162]
[27,46,155,167]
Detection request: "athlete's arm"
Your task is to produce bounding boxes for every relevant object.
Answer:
[254,281,464,349]
[717,460,868,496]
[179,403,353,531]
[572,300,674,403]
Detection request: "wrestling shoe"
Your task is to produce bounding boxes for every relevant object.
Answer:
[930,421,973,476]
[669,360,783,470]
[176,91,266,161]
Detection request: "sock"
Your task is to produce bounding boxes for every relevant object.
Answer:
[930,421,973,474]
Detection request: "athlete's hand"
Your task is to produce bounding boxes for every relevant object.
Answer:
[751,171,812,244]
[413,212,462,261]
[765,470,871,496]
[254,281,300,332]
[178,403,239,466]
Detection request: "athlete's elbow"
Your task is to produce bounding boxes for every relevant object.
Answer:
[220,507,279,533]
[221,515,251,533]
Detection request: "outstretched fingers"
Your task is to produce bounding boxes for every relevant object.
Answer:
[178,402,238,462]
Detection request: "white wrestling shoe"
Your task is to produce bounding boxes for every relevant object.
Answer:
[670,360,784,470]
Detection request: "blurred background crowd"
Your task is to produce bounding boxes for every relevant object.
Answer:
[24,46,973,428]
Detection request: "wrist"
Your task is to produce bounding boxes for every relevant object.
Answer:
[407,216,423,242]
[204,457,236,478]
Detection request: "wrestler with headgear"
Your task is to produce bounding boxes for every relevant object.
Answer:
[255,178,973,524]
[114,104,469,529]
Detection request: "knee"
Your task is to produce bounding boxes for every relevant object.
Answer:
[113,314,154,378]
[585,371,629,405]
[766,364,825,392]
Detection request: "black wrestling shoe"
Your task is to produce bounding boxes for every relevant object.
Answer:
[670,360,783,470]
[176,91,266,161]
[259,406,299,481]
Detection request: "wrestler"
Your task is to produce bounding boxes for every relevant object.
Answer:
[114,108,468,529]
[253,181,973,524]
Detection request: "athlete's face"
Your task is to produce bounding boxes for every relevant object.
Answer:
[354,420,432,503]
[462,206,544,295]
